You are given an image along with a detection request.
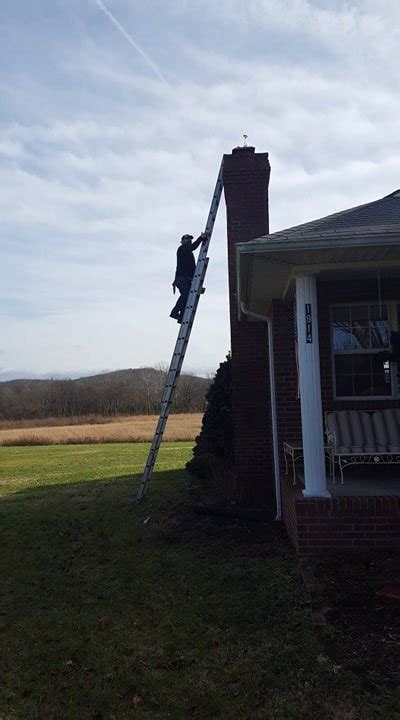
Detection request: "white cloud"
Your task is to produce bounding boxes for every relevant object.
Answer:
[1,0,399,377]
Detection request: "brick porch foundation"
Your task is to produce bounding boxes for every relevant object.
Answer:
[281,476,400,554]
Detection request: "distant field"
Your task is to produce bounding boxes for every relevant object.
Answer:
[0,413,203,446]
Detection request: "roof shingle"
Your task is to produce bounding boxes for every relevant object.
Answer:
[254,189,400,244]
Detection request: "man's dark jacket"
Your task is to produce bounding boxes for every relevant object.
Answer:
[174,236,202,282]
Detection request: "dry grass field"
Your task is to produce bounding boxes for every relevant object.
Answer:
[0,413,203,446]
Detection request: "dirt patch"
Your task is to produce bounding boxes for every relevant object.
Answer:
[158,502,289,556]
[314,554,400,687]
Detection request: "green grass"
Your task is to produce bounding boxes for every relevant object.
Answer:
[0,443,399,720]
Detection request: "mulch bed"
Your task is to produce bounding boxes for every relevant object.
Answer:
[313,554,400,688]
[158,501,288,555]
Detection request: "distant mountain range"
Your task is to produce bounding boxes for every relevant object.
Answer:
[0,367,211,387]
[0,370,99,383]
[0,367,212,383]
[0,368,212,420]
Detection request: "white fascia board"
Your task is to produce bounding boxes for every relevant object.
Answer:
[236,233,400,256]
[236,234,400,316]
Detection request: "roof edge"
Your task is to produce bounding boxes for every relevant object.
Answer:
[236,232,400,256]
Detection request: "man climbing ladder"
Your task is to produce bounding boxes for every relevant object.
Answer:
[170,232,209,324]
[136,159,224,502]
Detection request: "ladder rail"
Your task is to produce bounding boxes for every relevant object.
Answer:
[136,160,224,501]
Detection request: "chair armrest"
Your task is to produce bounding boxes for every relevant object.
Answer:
[326,429,337,452]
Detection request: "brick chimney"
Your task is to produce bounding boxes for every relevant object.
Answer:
[223,146,273,506]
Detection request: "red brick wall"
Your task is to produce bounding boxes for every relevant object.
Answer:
[223,147,274,505]
[282,476,400,554]
[271,301,301,474]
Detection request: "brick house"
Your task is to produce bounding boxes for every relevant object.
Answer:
[223,145,400,554]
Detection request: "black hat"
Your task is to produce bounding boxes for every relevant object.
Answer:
[181,234,193,241]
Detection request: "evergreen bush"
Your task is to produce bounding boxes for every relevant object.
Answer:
[186,354,234,499]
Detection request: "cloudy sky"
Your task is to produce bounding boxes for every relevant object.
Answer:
[1,0,399,380]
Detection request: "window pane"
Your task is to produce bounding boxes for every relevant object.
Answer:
[354,375,373,396]
[336,375,354,397]
[370,304,388,321]
[351,323,370,348]
[335,355,353,373]
[332,306,350,322]
[370,320,389,348]
[351,305,369,323]
[353,354,371,373]
[335,353,393,397]
[333,323,357,350]
[372,375,392,396]
[332,303,394,397]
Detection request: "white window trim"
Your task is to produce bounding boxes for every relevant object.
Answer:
[330,300,399,401]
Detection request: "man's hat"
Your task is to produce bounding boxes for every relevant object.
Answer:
[181,234,193,241]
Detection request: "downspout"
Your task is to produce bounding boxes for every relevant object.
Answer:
[240,302,282,520]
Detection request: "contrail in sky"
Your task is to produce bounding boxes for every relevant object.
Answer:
[95,0,169,86]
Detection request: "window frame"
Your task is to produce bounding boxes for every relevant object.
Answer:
[330,300,399,400]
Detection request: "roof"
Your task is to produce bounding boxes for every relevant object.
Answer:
[248,189,400,245]
[236,189,400,318]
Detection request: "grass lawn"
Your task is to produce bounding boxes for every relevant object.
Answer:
[0,443,399,719]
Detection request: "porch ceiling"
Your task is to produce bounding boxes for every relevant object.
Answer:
[237,238,400,317]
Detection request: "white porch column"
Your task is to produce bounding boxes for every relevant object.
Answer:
[296,275,330,498]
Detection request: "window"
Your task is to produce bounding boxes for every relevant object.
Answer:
[331,303,392,398]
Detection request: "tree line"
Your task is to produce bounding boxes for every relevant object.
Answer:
[0,367,211,421]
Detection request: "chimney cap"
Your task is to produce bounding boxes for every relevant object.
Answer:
[232,146,255,155]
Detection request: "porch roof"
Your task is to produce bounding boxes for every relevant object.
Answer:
[237,190,400,317]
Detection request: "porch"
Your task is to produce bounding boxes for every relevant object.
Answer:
[292,466,400,497]
[236,189,400,552]
[250,265,400,503]
[274,272,400,552]
[281,471,400,555]
[328,474,400,496]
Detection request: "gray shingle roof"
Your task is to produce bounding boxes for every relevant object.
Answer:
[254,189,400,244]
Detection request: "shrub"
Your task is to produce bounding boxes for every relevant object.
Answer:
[186,354,234,499]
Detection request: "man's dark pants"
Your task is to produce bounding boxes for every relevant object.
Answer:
[171,275,191,318]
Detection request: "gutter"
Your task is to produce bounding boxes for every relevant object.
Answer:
[240,302,282,521]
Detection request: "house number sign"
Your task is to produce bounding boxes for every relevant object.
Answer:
[305,303,312,343]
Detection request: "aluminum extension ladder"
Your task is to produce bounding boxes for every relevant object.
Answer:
[136,160,224,502]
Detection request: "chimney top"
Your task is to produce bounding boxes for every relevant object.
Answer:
[232,146,255,155]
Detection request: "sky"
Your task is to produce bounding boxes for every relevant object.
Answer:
[1,0,400,380]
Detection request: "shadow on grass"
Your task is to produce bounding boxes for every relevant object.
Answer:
[0,469,198,718]
[0,468,309,720]
[1,470,396,720]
